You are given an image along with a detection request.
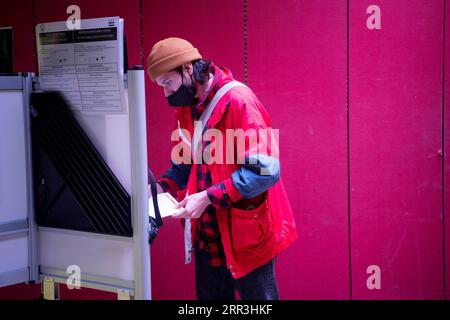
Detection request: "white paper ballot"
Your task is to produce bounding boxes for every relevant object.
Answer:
[149,192,183,219]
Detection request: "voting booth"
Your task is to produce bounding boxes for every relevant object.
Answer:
[0,17,151,300]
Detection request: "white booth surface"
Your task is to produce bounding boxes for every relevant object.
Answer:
[39,227,134,281]
[75,112,132,194]
[0,236,29,272]
[34,86,136,283]
[0,84,34,289]
[0,91,29,224]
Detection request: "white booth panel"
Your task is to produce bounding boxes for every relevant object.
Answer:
[73,114,132,194]
[39,228,134,281]
[0,235,29,272]
[0,91,28,223]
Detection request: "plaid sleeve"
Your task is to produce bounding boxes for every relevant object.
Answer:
[156,161,191,198]
[206,182,233,209]
[158,179,171,192]
[157,177,180,198]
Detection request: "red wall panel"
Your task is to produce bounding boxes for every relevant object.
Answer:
[247,0,349,299]
[350,0,444,299]
[142,0,244,300]
[0,0,447,300]
[0,0,36,72]
[0,283,41,300]
[445,0,450,300]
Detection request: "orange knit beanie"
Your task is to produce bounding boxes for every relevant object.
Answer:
[147,37,202,81]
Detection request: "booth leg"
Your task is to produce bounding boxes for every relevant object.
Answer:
[42,277,60,300]
[117,289,134,300]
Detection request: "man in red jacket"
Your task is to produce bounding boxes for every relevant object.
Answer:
[147,37,297,300]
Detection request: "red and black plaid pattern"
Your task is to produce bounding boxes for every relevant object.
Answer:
[206,182,230,208]
[191,64,233,267]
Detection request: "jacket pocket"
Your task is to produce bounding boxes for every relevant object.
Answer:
[229,199,271,252]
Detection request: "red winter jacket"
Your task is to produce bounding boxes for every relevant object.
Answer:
[172,67,297,279]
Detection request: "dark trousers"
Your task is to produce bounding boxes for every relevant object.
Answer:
[194,248,279,300]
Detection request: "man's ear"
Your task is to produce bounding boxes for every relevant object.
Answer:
[183,62,194,76]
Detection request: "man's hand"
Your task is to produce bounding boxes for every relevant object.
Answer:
[173,190,211,219]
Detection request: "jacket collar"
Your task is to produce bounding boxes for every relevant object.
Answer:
[176,64,235,133]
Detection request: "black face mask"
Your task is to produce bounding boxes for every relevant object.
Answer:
[167,73,197,107]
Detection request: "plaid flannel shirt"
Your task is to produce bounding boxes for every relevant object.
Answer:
[160,64,232,267]
[191,64,231,267]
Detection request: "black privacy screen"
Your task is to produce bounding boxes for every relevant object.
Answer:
[31,92,132,237]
